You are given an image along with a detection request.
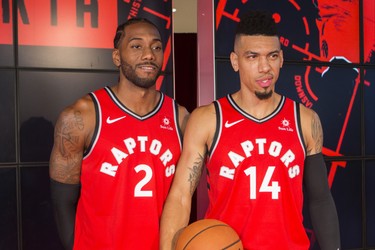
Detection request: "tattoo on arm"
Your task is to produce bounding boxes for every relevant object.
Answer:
[57,111,84,156]
[51,111,85,183]
[187,154,204,195]
[311,112,323,153]
[74,111,84,130]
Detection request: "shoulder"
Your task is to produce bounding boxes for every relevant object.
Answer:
[177,104,190,134]
[190,102,216,123]
[184,103,216,144]
[299,103,321,132]
[298,103,323,156]
[56,94,96,145]
[177,101,217,130]
[58,95,94,123]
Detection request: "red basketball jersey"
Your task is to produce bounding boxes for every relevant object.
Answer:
[205,95,309,250]
[74,87,183,250]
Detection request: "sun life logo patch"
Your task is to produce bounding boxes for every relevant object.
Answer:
[160,116,173,131]
[278,118,294,132]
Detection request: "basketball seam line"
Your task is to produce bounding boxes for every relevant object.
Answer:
[182,224,229,250]
[222,238,242,249]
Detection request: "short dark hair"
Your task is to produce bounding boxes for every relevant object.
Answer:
[113,18,161,49]
[235,10,278,37]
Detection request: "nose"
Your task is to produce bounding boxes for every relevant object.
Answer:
[141,46,156,61]
[258,56,271,72]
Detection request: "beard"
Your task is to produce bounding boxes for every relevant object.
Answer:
[120,60,161,89]
[255,89,273,100]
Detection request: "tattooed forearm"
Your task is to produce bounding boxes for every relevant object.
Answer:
[311,112,323,153]
[188,154,204,195]
[50,155,81,183]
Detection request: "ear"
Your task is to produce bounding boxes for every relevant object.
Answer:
[230,52,239,72]
[279,50,284,68]
[112,49,121,67]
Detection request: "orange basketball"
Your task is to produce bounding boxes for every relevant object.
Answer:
[175,219,243,250]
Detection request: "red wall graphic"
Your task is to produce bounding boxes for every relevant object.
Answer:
[0,0,13,44]
[214,0,375,248]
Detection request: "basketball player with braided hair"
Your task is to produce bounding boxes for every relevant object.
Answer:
[160,10,340,250]
[49,18,189,249]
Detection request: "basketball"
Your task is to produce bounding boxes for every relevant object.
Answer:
[175,219,243,250]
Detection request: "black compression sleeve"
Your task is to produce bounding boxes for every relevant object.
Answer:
[304,153,341,250]
[50,179,80,250]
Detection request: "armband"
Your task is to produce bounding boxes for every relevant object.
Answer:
[304,153,341,250]
[50,179,80,250]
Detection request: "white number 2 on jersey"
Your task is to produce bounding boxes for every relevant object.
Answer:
[134,164,153,197]
[133,164,175,197]
[244,166,281,199]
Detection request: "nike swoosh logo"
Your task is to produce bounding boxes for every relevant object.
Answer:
[224,119,244,128]
[106,115,126,124]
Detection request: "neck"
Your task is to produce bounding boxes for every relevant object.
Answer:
[111,83,160,116]
[232,91,281,119]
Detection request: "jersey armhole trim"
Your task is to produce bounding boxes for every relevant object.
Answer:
[173,100,184,149]
[295,102,307,157]
[83,92,100,158]
[208,101,221,156]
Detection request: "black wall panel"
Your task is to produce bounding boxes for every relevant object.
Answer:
[365,68,375,155]
[20,166,63,250]
[0,70,16,163]
[366,161,375,246]
[0,168,17,250]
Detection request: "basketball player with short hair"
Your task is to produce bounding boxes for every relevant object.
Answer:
[49,18,189,249]
[160,10,340,250]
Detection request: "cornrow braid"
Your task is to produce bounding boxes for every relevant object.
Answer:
[113,18,161,49]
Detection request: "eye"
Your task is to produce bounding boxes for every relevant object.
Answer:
[269,53,279,60]
[152,43,163,51]
[152,46,162,51]
[246,54,257,60]
[130,44,142,49]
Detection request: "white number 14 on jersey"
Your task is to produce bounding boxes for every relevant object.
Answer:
[244,166,281,199]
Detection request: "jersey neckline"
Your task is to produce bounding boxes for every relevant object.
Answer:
[104,86,164,121]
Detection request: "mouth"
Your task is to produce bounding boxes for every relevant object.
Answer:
[257,76,273,88]
[137,63,159,73]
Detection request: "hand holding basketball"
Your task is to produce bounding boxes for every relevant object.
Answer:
[175,219,243,250]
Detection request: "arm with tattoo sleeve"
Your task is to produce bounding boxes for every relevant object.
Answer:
[49,106,87,250]
[304,111,341,250]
